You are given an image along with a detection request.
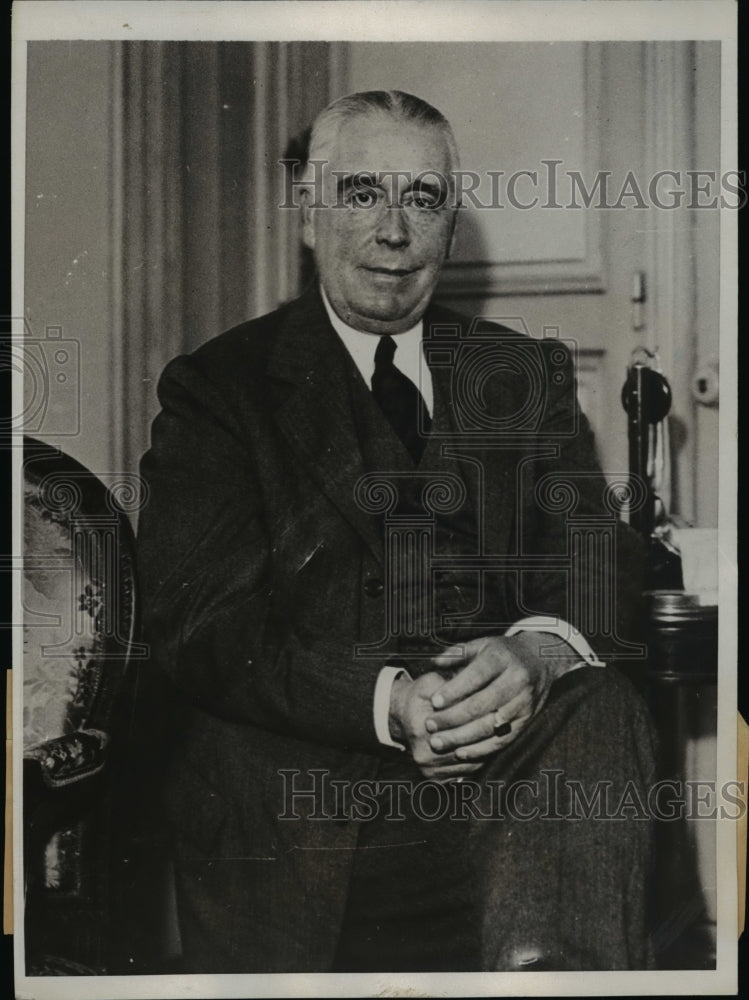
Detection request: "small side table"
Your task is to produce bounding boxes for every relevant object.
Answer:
[644,591,718,969]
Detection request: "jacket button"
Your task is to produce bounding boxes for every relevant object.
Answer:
[364,577,384,597]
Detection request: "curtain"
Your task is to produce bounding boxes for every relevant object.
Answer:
[118,41,337,475]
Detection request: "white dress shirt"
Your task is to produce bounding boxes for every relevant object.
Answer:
[320,286,433,415]
[319,286,603,750]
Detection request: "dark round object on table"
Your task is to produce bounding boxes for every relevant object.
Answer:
[644,590,718,683]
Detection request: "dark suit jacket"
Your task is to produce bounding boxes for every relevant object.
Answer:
[136,284,645,970]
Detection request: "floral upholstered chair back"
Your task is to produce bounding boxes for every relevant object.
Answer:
[23,492,103,765]
[23,439,142,972]
[23,441,140,784]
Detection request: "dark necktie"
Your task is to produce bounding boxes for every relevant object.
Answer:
[371,335,432,463]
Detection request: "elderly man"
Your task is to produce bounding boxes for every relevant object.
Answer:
[137,90,655,973]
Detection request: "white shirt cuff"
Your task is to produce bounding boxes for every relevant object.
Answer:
[504,616,605,671]
[374,665,411,750]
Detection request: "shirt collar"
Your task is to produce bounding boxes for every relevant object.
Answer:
[319,284,426,392]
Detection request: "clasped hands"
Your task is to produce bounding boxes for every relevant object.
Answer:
[388,632,579,780]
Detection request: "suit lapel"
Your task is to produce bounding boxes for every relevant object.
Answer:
[423,304,521,558]
[266,285,385,566]
[266,289,525,565]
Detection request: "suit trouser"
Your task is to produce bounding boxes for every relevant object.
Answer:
[329,755,480,972]
[173,666,656,972]
[471,665,657,970]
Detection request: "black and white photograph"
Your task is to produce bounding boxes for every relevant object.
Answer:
[9,1,740,996]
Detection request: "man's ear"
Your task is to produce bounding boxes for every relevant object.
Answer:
[300,188,316,251]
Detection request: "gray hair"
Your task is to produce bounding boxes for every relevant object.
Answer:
[305,89,460,182]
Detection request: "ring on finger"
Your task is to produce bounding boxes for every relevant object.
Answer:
[493,714,512,738]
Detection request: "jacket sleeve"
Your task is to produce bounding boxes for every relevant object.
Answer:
[136,352,384,753]
[516,340,645,663]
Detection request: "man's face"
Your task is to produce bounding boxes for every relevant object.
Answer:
[302,113,457,335]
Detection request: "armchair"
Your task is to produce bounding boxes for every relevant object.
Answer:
[22,437,141,974]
